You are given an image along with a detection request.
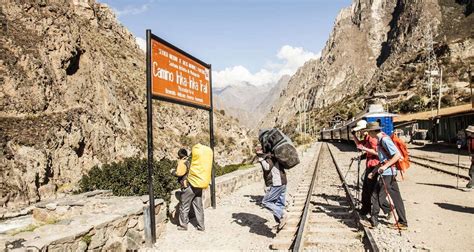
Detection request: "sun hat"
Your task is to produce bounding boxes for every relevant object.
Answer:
[365,122,382,131]
[466,125,474,133]
[352,120,367,132]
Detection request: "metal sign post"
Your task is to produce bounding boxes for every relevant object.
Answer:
[145,29,156,244]
[145,29,215,244]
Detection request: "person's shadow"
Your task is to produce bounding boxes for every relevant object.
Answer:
[243,195,264,207]
[231,212,275,238]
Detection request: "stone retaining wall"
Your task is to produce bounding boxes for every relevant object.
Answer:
[1,191,167,251]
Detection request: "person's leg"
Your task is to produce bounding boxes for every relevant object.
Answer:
[190,186,205,230]
[370,176,382,226]
[276,185,286,216]
[467,161,474,188]
[360,167,374,215]
[387,176,408,225]
[262,185,286,220]
[178,186,195,229]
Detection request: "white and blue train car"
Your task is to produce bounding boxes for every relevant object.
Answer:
[320,104,397,142]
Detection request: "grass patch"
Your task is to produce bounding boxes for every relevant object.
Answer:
[8,224,40,236]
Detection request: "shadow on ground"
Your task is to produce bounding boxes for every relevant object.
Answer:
[231,212,275,238]
[243,195,264,206]
[434,202,474,214]
[327,142,357,153]
[416,182,466,191]
[410,143,469,156]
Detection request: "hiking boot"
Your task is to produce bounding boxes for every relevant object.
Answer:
[370,216,379,228]
[392,223,408,230]
[278,215,287,231]
[466,182,473,189]
[177,225,188,231]
[197,227,205,232]
[384,212,392,221]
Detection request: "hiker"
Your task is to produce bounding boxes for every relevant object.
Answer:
[466,125,474,188]
[366,122,408,229]
[351,120,389,218]
[176,144,213,231]
[172,148,190,189]
[255,144,288,231]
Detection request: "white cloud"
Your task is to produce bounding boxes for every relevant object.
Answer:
[113,4,149,17]
[213,45,320,88]
[136,37,146,51]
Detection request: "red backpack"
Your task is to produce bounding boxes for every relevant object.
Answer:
[381,133,411,179]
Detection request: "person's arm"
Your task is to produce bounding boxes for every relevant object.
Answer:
[351,131,362,145]
[258,156,272,171]
[358,146,378,156]
[360,136,378,156]
[373,138,400,175]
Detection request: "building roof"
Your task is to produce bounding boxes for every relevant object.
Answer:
[394,104,474,123]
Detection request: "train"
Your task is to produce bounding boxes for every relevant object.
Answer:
[320,104,397,142]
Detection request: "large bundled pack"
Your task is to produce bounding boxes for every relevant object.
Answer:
[259,128,300,169]
[187,144,213,188]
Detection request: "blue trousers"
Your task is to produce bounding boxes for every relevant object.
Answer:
[262,185,286,221]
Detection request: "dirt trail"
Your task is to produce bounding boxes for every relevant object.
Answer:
[151,143,320,251]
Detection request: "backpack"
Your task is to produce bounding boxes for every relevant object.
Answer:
[380,133,411,178]
[187,144,213,188]
[259,128,300,169]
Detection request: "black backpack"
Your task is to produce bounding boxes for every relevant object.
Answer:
[258,128,300,169]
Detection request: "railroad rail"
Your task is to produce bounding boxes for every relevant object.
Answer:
[271,143,379,251]
[410,156,470,180]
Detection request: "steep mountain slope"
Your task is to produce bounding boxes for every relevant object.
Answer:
[256,75,291,122]
[0,1,253,209]
[263,0,473,135]
[214,79,289,129]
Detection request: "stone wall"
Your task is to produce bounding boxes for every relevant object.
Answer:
[0,191,167,251]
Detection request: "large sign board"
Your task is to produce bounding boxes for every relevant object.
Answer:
[150,35,211,110]
[145,30,216,244]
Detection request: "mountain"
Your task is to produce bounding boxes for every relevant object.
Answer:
[0,1,253,210]
[213,76,290,129]
[262,0,473,136]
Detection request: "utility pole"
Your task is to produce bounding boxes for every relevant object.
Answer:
[425,24,441,143]
[437,67,443,116]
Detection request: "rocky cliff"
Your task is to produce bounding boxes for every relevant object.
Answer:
[263,0,473,135]
[0,1,253,210]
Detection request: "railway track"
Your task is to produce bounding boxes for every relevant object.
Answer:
[410,155,470,180]
[271,143,378,251]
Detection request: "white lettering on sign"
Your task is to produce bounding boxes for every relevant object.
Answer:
[153,61,174,82]
[151,39,211,108]
[165,88,176,95]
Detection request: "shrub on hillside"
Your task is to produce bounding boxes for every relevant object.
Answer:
[441,94,455,107]
[79,157,248,201]
[79,158,179,203]
[397,95,425,113]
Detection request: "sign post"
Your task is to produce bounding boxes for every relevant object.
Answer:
[145,29,215,244]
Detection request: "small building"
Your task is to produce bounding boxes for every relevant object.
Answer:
[394,104,474,144]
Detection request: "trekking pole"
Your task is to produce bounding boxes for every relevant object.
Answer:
[343,157,355,182]
[456,140,462,189]
[380,175,402,236]
[356,151,362,206]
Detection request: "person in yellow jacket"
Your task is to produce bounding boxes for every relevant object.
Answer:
[173,148,190,189]
[176,144,212,231]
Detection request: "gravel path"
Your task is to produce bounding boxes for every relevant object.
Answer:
[329,142,474,251]
[150,143,320,251]
[408,144,471,169]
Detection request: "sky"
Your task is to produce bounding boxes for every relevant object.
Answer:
[99,0,352,88]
